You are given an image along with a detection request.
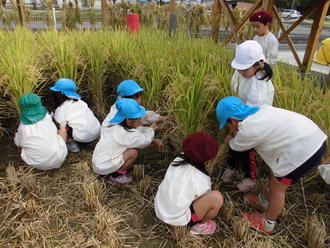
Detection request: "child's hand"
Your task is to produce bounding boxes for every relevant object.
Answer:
[224,134,234,144]
[152,138,163,148]
[57,127,67,142]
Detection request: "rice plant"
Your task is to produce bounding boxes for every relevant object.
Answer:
[0,28,44,114]
[37,30,82,85]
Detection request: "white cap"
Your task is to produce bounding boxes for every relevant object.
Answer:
[231,40,265,70]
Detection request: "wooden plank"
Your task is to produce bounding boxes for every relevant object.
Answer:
[223,0,262,45]
[278,4,317,41]
[263,0,275,13]
[101,0,109,27]
[301,0,330,72]
[218,0,242,43]
[273,5,302,68]
[211,0,222,43]
[16,0,26,26]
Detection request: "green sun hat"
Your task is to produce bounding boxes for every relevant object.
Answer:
[19,93,48,125]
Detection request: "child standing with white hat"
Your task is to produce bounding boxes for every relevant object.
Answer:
[221,40,275,191]
[14,93,68,170]
[216,96,327,234]
[50,78,101,153]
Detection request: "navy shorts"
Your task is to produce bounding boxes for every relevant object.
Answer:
[187,204,202,227]
[276,141,327,185]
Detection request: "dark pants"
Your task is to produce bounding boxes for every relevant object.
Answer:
[227,147,257,180]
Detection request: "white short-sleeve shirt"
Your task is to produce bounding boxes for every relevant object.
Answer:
[154,157,211,226]
[54,99,101,142]
[14,114,68,170]
[229,105,327,177]
[253,32,279,65]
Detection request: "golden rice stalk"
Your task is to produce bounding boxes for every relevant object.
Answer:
[233,217,250,241]
[281,207,290,222]
[247,239,274,248]
[305,215,326,248]
[252,178,268,195]
[177,232,206,248]
[6,165,18,189]
[221,199,234,223]
[74,161,91,178]
[22,173,37,193]
[83,177,105,210]
[21,198,38,215]
[17,223,37,241]
[137,175,151,195]
[171,225,188,241]
[95,206,123,247]
[310,193,327,207]
[132,164,144,181]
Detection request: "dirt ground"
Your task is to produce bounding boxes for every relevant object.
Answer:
[0,135,329,248]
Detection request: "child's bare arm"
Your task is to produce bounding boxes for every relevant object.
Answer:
[57,127,67,142]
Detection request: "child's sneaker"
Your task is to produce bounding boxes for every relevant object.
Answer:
[221,168,236,182]
[244,193,268,212]
[237,178,256,192]
[242,213,274,235]
[107,174,132,184]
[66,139,80,153]
[190,220,216,235]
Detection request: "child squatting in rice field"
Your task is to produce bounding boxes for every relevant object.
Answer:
[154,132,224,235]
[92,98,162,184]
[216,96,327,234]
[50,78,101,153]
[102,79,162,128]
[222,40,275,192]
[15,93,68,170]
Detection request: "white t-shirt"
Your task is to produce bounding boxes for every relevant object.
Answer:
[92,125,155,175]
[102,103,161,128]
[229,105,328,177]
[14,114,68,170]
[231,70,274,106]
[54,99,101,142]
[154,157,211,226]
[253,32,279,65]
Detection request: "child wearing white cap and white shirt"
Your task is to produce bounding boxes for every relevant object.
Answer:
[102,80,161,128]
[222,40,275,192]
[50,78,101,153]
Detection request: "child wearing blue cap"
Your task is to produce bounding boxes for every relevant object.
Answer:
[92,98,162,184]
[216,96,327,234]
[101,80,161,128]
[50,78,101,153]
[223,40,275,191]
[14,93,68,170]
[155,132,223,235]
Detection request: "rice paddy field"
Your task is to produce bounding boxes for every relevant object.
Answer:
[0,28,329,247]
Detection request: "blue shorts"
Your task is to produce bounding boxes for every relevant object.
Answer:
[276,141,326,185]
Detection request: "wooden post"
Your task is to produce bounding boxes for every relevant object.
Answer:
[168,0,176,36]
[223,0,262,45]
[218,0,242,43]
[273,5,302,68]
[301,0,330,72]
[169,0,176,13]
[101,0,109,27]
[262,0,274,12]
[16,0,26,27]
[211,0,221,43]
[326,70,330,89]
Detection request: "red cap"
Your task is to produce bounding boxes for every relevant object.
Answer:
[182,132,219,164]
[250,10,273,25]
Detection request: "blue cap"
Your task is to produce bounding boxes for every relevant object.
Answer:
[117,80,144,97]
[110,98,146,124]
[50,78,81,99]
[216,96,260,129]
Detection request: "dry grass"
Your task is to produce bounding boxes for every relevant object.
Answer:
[0,144,329,247]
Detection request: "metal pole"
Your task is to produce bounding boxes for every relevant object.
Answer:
[52,7,57,30]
